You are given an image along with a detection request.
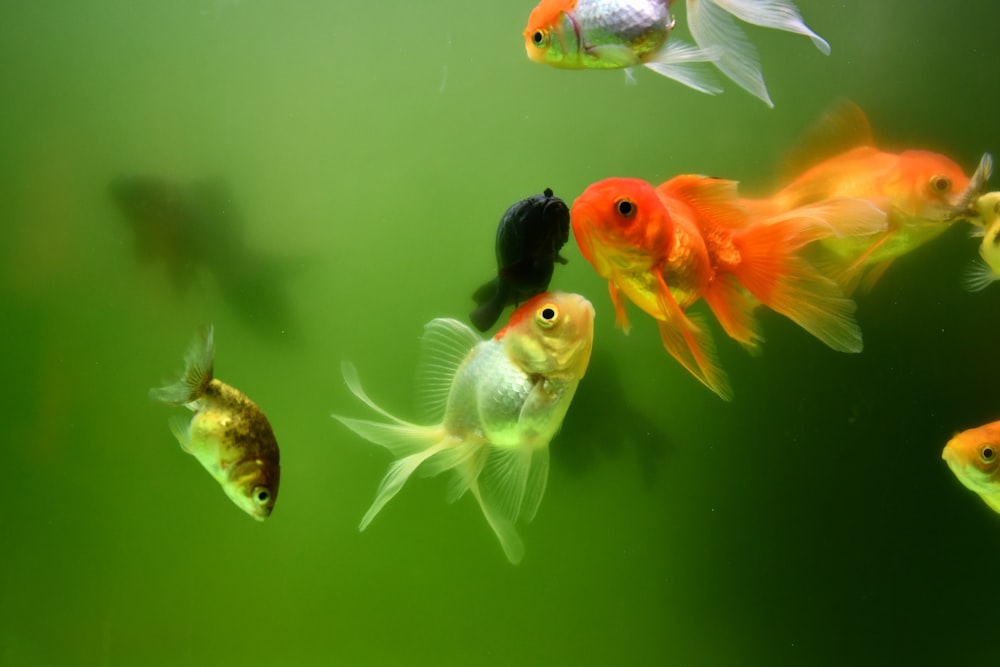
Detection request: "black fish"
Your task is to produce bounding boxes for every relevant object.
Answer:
[470,188,570,331]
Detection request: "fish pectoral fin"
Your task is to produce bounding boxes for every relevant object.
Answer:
[608,281,631,333]
[962,257,999,292]
[167,415,195,454]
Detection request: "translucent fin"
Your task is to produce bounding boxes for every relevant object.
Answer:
[712,0,831,54]
[701,272,764,352]
[167,415,194,454]
[340,361,410,426]
[766,197,888,241]
[962,258,998,292]
[735,219,863,353]
[469,481,524,565]
[334,415,444,459]
[479,445,533,524]
[655,307,733,401]
[687,0,772,106]
[414,318,482,423]
[969,226,987,239]
[149,325,215,406]
[520,446,550,524]
[358,440,450,531]
[779,100,874,181]
[642,40,723,95]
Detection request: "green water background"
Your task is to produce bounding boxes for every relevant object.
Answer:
[2,1,998,664]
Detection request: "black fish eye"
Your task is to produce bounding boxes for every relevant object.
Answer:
[980,445,996,463]
[254,488,270,504]
[615,197,636,218]
[930,176,952,193]
[532,30,547,47]
[537,304,559,327]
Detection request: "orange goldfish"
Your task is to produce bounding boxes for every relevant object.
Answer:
[571,176,884,399]
[333,291,594,564]
[943,421,1000,514]
[743,103,991,293]
[523,0,829,106]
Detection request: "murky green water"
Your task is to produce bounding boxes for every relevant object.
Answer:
[3,1,998,665]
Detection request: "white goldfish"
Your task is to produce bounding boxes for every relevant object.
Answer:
[333,291,594,564]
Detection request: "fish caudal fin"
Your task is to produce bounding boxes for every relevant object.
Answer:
[734,216,863,353]
[149,325,215,406]
[642,40,723,95]
[687,0,829,106]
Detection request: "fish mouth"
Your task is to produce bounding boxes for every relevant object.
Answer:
[946,152,994,223]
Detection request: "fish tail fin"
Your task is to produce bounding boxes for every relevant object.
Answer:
[687,0,830,107]
[642,40,723,95]
[149,325,215,405]
[733,217,863,353]
[470,278,507,331]
[333,361,451,529]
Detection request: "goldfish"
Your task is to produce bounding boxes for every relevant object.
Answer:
[110,175,300,339]
[571,175,885,399]
[523,0,829,106]
[942,421,1000,515]
[150,325,280,520]
[742,102,992,293]
[333,291,594,564]
[962,191,1000,292]
[470,188,571,332]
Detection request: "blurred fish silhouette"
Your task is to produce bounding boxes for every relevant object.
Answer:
[470,188,570,331]
[109,175,299,338]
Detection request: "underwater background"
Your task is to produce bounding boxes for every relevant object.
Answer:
[3,1,999,664]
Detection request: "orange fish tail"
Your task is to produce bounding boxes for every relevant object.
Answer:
[733,218,863,353]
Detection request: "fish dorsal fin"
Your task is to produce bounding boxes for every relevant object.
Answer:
[414,318,482,423]
[779,99,875,182]
[657,175,749,230]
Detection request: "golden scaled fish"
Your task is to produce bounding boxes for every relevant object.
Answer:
[333,291,594,564]
[962,191,1000,292]
[150,325,280,520]
[943,421,1000,514]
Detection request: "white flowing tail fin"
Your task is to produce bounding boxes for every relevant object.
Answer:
[687,0,830,107]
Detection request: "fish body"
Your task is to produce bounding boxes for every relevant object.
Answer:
[150,326,280,520]
[962,192,1000,291]
[471,188,570,331]
[571,175,884,399]
[523,0,829,106]
[741,104,990,293]
[943,421,1000,514]
[334,291,594,564]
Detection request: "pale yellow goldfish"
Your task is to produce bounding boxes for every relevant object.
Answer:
[963,192,1000,292]
[333,291,594,564]
[150,325,280,520]
[943,420,1000,514]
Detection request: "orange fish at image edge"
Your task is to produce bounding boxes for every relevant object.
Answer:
[570,175,885,400]
[943,421,1000,514]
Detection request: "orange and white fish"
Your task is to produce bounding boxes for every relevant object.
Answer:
[943,420,1000,514]
[744,103,991,293]
[571,175,884,399]
[333,291,594,564]
[523,0,829,106]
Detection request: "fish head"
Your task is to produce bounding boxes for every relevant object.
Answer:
[889,150,972,222]
[524,0,582,68]
[570,177,673,279]
[499,291,595,380]
[224,457,281,521]
[942,424,1000,497]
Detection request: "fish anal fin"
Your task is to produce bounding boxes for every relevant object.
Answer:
[702,273,763,353]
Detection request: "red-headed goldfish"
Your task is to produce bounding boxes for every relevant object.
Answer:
[523,0,829,106]
[150,325,281,520]
[943,421,1000,514]
[333,291,594,564]
[743,103,991,293]
[571,175,884,399]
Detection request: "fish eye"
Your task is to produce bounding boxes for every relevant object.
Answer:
[979,444,997,464]
[252,486,271,505]
[930,176,952,193]
[532,29,548,47]
[536,303,560,328]
[615,197,637,218]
